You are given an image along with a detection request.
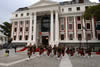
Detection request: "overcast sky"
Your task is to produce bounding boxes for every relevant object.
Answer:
[0,0,99,24]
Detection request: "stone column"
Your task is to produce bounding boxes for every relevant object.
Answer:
[73,16,77,40]
[22,21,25,40]
[28,13,33,42]
[33,12,37,44]
[55,11,59,46]
[83,18,86,40]
[92,17,96,40]
[50,10,54,46]
[66,17,68,40]
[16,21,19,41]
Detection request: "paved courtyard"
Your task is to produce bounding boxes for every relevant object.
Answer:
[0,48,100,67]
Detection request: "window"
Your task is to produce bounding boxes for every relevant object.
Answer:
[25,35,28,40]
[77,16,81,21]
[31,35,33,40]
[26,21,29,24]
[69,34,73,40]
[26,27,28,31]
[77,7,80,11]
[87,23,90,29]
[19,35,22,40]
[20,27,23,32]
[62,8,64,12]
[32,26,33,31]
[98,34,100,40]
[14,28,17,32]
[14,36,16,40]
[68,17,73,22]
[20,21,23,25]
[61,24,64,30]
[79,0,84,3]
[27,13,29,16]
[32,20,34,24]
[15,14,18,17]
[61,34,64,40]
[87,34,91,40]
[60,18,64,30]
[15,22,17,25]
[78,24,81,29]
[85,6,89,10]
[78,34,82,40]
[21,13,23,16]
[68,8,72,11]
[69,24,72,30]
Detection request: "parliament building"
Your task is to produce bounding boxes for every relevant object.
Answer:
[10,0,100,48]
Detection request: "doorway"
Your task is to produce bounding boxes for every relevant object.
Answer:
[42,36,48,47]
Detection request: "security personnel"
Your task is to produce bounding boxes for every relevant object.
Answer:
[32,44,36,54]
[53,45,57,56]
[66,47,70,55]
[61,45,65,56]
[57,45,61,58]
[47,45,52,56]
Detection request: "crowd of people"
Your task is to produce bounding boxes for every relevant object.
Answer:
[26,44,92,60]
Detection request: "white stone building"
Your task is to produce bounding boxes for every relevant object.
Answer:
[0,32,8,45]
[10,0,100,47]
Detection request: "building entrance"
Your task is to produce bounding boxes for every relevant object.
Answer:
[42,36,48,47]
[39,15,50,46]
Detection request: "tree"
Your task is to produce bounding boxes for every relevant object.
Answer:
[0,22,11,38]
[83,4,100,21]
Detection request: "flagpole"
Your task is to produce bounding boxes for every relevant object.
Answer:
[82,26,88,49]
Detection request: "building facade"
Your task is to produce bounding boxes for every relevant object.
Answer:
[10,0,100,47]
[0,32,8,45]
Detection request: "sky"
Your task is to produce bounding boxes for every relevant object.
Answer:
[0,0,99,24]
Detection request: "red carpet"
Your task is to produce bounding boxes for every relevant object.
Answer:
[16,47,27,52]
[96,52,100,55]
[16,48,46,52]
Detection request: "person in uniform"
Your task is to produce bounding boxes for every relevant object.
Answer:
[47,45,52,56]
[53,45,57,56]
[61,45,65,56]
[39,45,44,56]
[66,47,70,55]
[32,44,36,54]
[70,48,74,56]
[57,45,61,58]
[27,44,32,60]
[81,48,85,56]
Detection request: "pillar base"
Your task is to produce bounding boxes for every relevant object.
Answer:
[54,41,59,47]
[49,41,55,47]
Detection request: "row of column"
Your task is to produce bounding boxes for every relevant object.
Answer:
[50,11,59,47]
[28,11,59,46]
[28,12,37,45]
[65,16,96,41]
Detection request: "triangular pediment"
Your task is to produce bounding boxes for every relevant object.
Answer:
[29,0,59,8]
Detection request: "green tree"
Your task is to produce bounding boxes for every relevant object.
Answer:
[83,4,100,21]
[0,22,11,38]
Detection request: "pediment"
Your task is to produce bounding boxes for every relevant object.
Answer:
[29,1,59,8]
